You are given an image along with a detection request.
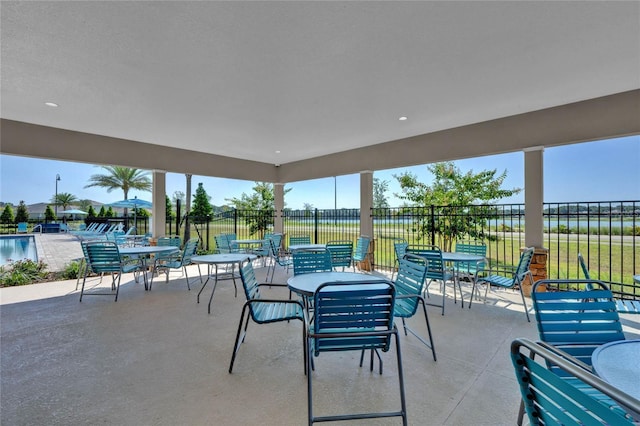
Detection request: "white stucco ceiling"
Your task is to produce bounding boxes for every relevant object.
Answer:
[1,1,639,166]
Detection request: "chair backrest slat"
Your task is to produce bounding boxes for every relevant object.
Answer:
[292,249,333,275]
[85,241,122,273]
[312,281,395,355]
[289,235,311,246]
[407,245,447,280]
[532,279,624,368]
[326,240,353,268]
[352,236,370,262]
[393,254,428,317]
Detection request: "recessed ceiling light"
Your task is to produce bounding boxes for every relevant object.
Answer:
[275,150,281,154]
[45,102,59,107]
[399,116,408,121]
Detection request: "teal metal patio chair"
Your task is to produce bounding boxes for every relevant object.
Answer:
[325,240,353,271]
[266,236,292,283]
[289,235,311,246]
[391,238,408,280]
[306,280,407,425]
[228,258,305,373]
[471,246,535,321]
[454,239,487,299]
[393,253,437,361]
[579,252,640,314]
[150,237,199,290]
[406,245,455,315]
[16,222,28,233]
[511,338,639,426]
[516,278,627,425]
[293,248,333,276]
[351,235,370,271]
[79,241,143,302]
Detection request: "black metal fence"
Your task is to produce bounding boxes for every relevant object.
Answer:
[4,200,638,299]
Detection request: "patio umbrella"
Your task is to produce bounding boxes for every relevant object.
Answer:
[109,197,152,227]
[59,209,89,215]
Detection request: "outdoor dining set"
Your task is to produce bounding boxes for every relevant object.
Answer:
[74,230,640,425]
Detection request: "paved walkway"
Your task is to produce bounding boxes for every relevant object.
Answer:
[33,233,84,272]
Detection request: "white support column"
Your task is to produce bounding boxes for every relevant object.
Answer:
[152,170,166,238]
[360,171,373,238]
[274,183,284,234]
[524,147,544,248]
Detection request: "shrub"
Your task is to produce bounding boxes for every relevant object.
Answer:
[60,260,81,280]
[0,259,49,287]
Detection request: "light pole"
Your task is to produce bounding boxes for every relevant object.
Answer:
[55,174,61,220]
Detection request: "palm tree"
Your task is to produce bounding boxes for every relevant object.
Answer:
[51,192,78,211]
[84,166,152,215]
[85,166,151,198]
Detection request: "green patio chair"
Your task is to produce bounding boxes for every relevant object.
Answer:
[325,240,353,271]
[228,258,305,373]
[517,278,627,425]
[579,252,640,314]
[406,245,456,315]
[393,253,437,361]
[471,246,535,321]
[391,238,408,280]
[79,241,143,302]
[306,280,407,425]
[150,237,199,291]
[351,235,370,271]
[511,338,638,426]
[292,248,333,276]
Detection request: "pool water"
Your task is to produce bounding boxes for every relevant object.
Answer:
[0,235,38,266]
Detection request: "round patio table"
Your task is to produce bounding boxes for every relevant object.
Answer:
[288,271,388,297]
[592,339,640,420]
[192,253,257,314]
[119,245,179,290]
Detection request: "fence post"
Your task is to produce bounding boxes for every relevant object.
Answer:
[314,208,319,243]
[430,205,436,246]
[233,209,238,236]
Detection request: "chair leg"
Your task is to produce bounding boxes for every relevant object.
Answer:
[393,330,409,426]
[307,337,314,426]
[184,267,191,291]
[420,301,437,361]
[228,304,250,373]
[518,274,531,322]
[79,264,90,302]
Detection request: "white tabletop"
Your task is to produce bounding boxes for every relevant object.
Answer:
[592,339,640,400]
[289,244,326,251]
[192,253,257,264]
[119,246,179,256]
[288,271,387,296]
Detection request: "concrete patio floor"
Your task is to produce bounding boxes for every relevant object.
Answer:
[2,259,639,425]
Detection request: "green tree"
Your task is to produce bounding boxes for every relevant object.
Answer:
[86,205,97,218]
[133,207,149,218]
[166,195,175,220]
[44,205,56,222]
[15,201,29,223]
[394,161,521,250]
[105,207,115,218]
[373,177,390,218]
[303,203,313,218]
[1,205,15,223]
[97,206,106,217]
[226,182,290,237]
[190,183,213,221]
[84,166,151,215]
[51,192,78,211]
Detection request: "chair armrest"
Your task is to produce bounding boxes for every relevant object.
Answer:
[535,341,593,372]
[257,282,289,288]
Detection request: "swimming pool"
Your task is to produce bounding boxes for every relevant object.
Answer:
[0,235,38,266]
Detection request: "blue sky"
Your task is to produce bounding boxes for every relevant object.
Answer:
[1,136,638,209]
